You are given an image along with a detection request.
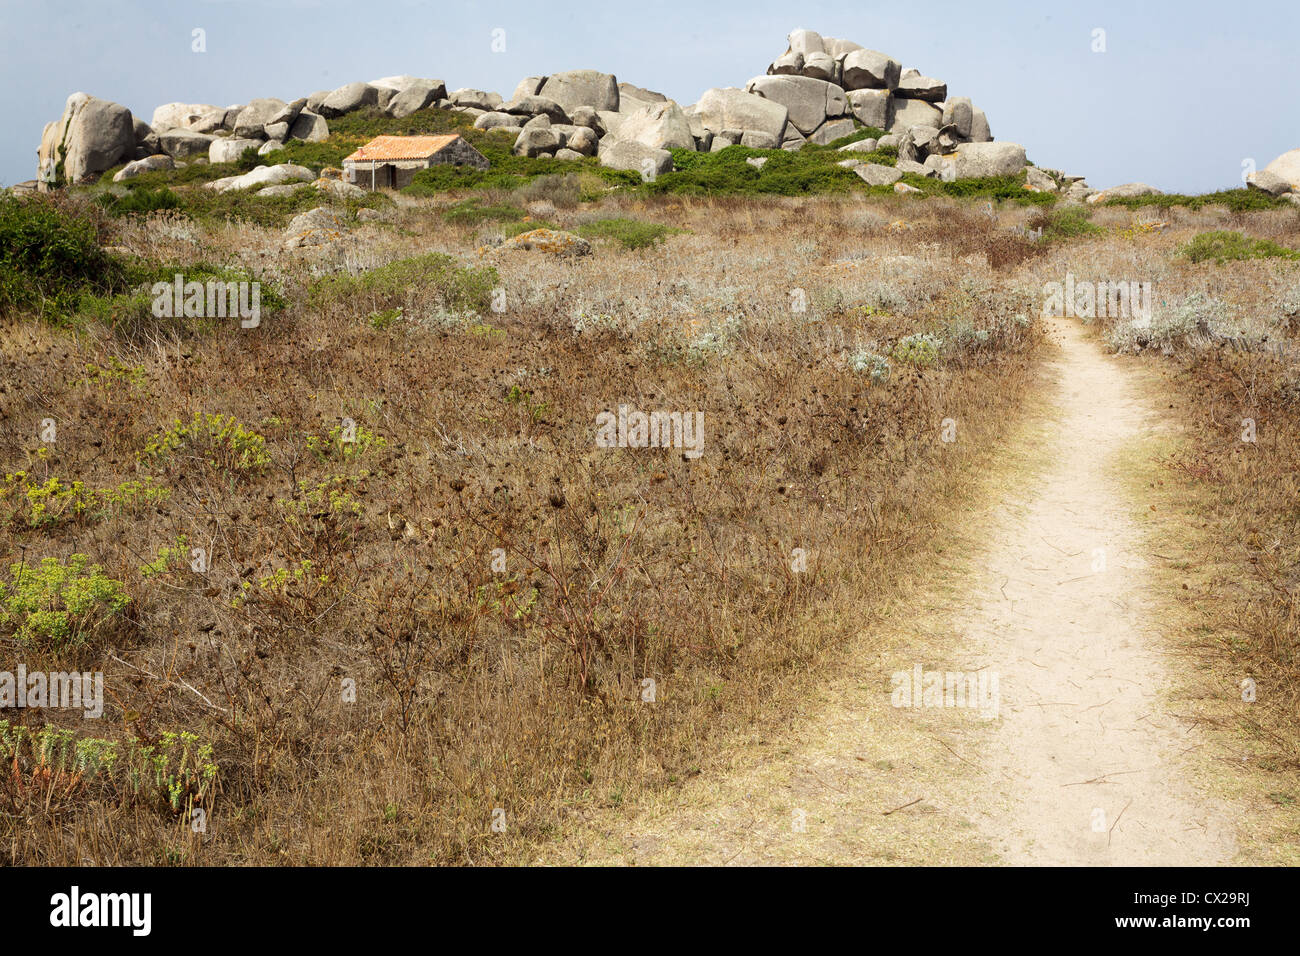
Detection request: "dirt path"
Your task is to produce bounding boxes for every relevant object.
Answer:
[960,315,1236,864]
[546,315,1240,865]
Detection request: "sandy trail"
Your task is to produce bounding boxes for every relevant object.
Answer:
[550,315,1238,865]
[960,315,1235,864]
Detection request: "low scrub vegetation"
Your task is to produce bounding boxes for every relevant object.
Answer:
[0,193,127,317]
[1180,230,1300,263]
[1103,188,1291,213]
[573,217,682,250]
[1,185,1050,864]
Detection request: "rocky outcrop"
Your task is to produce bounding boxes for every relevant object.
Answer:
[503,95,570,123]
[539,71,619,113]
[1086,182,1162,203]
[387,79,447,118]
[947,142,1027,179]
[112,154,174,182]
[209,138,263,164]
[597,139,673,177]
[157,129,214,160]
[498,228,592,257]
[841,50,901,91]
[1247,149,1300,196]
[151,103,221,132]
[232,98,287,138]
[35,26,1082,192]
[448,88,501,111]
[855,163,902,186]
[475,111,523,131]
[289,111,329,142]
[285,206,351,249]
[206,163,315,193]
[612,100,695,151]
[318,82,379,118]
[38,93,136,185]
[745,75,848,137]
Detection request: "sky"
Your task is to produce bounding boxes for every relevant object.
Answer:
[1,0,1296,192]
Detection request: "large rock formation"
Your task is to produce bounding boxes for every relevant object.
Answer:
[38,93,136,185]
[946,142,1027,179]
[318,82,379,118]
[35,26,1073,190]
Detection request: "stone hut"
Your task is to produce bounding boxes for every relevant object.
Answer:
[342,134,488,189]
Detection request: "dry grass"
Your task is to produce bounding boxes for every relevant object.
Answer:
[0,189,1044,864]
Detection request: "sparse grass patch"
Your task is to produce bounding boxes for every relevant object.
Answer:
[441,197,526,225]
[307,251,497,318]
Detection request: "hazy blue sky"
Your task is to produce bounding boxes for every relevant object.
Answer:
[1,0,1296,191]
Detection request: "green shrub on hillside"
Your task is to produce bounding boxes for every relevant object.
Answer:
[142,412,271,475]
[1104,189,1290,213]
[574,217,682,250]
[891,332,944,367]
[441,197,526,225]
[96,185,182,217]
[1179,231,1300,263]
[1028,205,1104,240]
[0,195,126,318]
[0,554,130,649]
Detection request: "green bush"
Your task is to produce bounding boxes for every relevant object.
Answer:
[0,195,126,318]
[0,554,131,649]
[928,174,1057,205]
[0,472,169,529]
[574,217,682,250]
[403,135,638,197]
[891,332,944,367]
[645,145,864,196]
[66,262,287,340]
[168,185,390,229]
[1029,205,1104,241]
[142,412,271,475]
[96,185,182,217]
[1179,231,1300,264]
[1104,189,1290,213]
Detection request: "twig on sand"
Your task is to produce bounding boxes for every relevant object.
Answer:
[932,735,980,770]
[1062,769,1141,787]
[881,797,924,816]
[1109,799,1133,847]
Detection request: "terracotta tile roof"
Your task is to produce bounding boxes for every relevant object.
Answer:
[344,134,462,163]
